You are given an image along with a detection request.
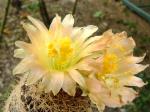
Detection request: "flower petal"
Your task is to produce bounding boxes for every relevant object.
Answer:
[102,93,123,108]
[71,27,82,39]
[108,37,136,56]
[62,75,76,96]
[69,69,86,87]
[89,93,105,112]
[116,64,149,76]
[125,54,146,64]
[74,25,98,43]
[15,41,32,54]
[28,16,48,32]
[86,78,104,93]
[49,72,64,95]
[62,14,74,27]
[14,49,26,58]
[50,14,61,31]
[103,87,137,107]
[80,25,98,40]
[83,36,102,46]
[75,58,95,71]
[128,64,149,75]
[83,30,114,53]
[26,67,45,85]
[13,56,33,75]
[21,22,38,44]
[125,76,146,87]
[105,98,122,107]
[118,87,137,104]
[40,74,51,92]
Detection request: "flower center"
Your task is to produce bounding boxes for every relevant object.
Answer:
[97,54,119,87]
[102,53,118,74]
[47,37,74,71]
[48,37,73,57]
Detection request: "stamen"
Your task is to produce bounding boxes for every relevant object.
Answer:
[102,54,118,74]
[47,37,74,70]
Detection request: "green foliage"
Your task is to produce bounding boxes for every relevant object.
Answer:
[117,19,137,30]
[140,36,150,45]
[134,48,144,55]
[117,19,138,35]
[93,11,105,19]
[25,1,39,12]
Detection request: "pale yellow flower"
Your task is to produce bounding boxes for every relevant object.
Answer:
[13,14,103,96]
[86,30,149,111]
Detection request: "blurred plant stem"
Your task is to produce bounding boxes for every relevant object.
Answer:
[0,0,11,42]
[38,0,52,28]
[72,0,79,15]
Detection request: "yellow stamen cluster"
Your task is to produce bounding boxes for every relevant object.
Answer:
[102,54,118,74]
[97,54,119,87]
[59,37,73,58]
[48,37,73,58]
[47,37,74,70]
[48,43,58,57]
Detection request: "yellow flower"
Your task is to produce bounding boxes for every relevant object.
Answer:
[13,14,103,96]
[86,30,149,111]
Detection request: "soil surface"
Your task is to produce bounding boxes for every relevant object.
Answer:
[0,0,150,112]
